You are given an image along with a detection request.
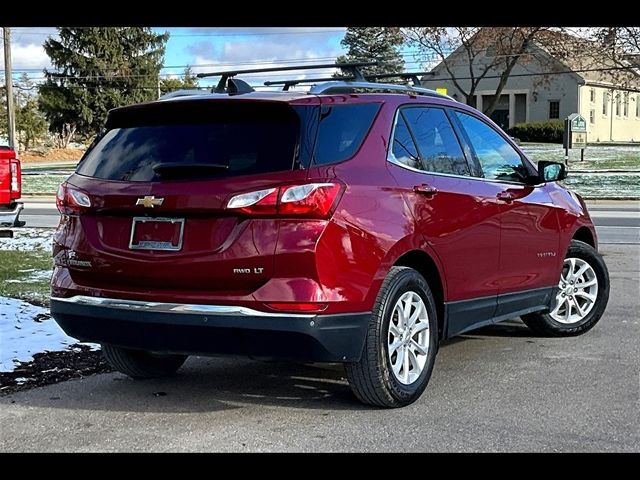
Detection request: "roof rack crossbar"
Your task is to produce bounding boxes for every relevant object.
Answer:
[196,62,377,93]
[264,76,356,91]
[366,71,435,85]
[264,71,438,91]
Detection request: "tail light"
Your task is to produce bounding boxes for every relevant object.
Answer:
[9,158,21,200]
[226,182,344,219]
[56,183,92,215]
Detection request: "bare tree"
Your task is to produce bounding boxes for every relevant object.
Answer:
[589,27,640,82]
[402,27,584,116]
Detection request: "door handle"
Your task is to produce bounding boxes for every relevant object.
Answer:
[413,184,438,197]
[496,191,516,203]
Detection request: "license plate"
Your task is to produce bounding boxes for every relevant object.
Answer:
[129,217,185,251]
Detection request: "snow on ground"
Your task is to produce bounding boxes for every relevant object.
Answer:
[0,296,98,372]
[0,228,54,252]
[4,269,52,284]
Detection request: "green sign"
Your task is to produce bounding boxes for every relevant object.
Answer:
[568,113,587,133]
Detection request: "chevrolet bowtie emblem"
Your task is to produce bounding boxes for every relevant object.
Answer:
[136,196,164,208]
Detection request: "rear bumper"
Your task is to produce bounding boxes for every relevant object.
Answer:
[0,201,24,226]
[50,296,371,362]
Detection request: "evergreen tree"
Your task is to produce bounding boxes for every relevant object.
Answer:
[159,66,199,95]
[39,27,169,146]
[336,27,405,77]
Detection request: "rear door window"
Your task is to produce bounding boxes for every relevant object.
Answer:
[77,102,300,182]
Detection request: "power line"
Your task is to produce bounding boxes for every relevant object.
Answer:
[4,52,435,74]
[9,28,346,37]
[3,63,635,84]
[419,65,637,82]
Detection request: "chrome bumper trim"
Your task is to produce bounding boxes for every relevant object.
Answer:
[51,295,318,318]
[0,201,24,226]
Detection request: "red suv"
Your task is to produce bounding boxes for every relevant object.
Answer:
[50,69,609,407]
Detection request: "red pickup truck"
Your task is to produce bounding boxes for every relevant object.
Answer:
[0,146,24,227]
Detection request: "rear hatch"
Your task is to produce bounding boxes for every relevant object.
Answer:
[63,99,315,293]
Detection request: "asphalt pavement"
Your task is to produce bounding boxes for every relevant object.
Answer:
[0,225,638,451]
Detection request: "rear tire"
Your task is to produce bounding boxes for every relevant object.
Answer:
[345,266,439,408]
[522,240,609,336]
[101,344,187,379]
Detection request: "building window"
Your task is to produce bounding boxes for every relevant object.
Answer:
[590,88,596,103]
[637,94,640,118]
[590,109,596,124]
[549,100,560,119]
[615,93,621,116]
[623,92,629,117]
[603,91,609,115]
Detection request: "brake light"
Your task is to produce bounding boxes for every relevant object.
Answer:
[279,183,342,217]
[56,183,92,215]
[9,159,21,200]
[226,182,344,219]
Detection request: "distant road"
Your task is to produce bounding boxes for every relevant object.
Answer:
[18,197,640,245]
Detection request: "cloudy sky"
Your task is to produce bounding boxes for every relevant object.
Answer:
[1,27,428,89]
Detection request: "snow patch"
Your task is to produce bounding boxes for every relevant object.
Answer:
[0,228,53,252]
[0,296,98,372]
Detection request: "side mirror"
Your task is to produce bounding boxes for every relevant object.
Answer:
[538,161,567,183]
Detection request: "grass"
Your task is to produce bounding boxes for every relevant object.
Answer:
[520,143,640,170]
[22,174,69,195]
[563,173,639,199]
[0,250,53,306]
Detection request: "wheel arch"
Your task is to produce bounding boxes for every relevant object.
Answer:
[572,226,596,248]
[393,249,446,340]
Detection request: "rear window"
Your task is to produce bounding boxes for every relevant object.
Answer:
[77,102,300,182]
[313,103,380,165]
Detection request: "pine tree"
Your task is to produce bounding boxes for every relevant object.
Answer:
[38,27,169,146]
[159,66,199,95]
[336,27,405,77]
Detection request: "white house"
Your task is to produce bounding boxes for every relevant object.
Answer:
[423,31,640,143]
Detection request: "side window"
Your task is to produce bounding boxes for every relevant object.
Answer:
[402,107,470,176]
[455,111,527,183]
[389,113,421,170]
[314,103,380,166]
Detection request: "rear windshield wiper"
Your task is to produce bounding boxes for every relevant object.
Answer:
[152,162,229,177]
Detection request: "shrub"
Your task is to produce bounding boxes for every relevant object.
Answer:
[508,120,564,143]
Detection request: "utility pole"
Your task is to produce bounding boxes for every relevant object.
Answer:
[3,27,16,150]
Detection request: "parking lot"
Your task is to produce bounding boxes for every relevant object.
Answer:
[1,240,638,452]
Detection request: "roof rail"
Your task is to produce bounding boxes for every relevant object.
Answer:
[196,62,377,94]
[309,81,453,99]
[158,89,211,100]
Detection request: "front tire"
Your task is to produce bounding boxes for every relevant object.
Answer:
[102,344,187,379]
[522,240,610,336]
[345,267,439,408]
